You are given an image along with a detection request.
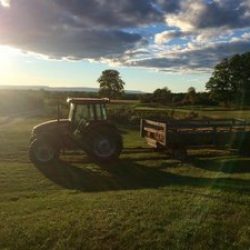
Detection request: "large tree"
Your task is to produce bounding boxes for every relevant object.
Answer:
[152,87,172,105]
[206,52,250,106]
[98,69,125,99]
[185,87,197,105]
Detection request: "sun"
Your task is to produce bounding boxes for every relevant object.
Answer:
[0,0,11,8]
[0,46,21,84]
[0,46,17,68]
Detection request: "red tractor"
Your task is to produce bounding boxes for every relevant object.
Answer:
[29,98,123,165]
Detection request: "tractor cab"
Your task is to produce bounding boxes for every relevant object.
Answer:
[67,98,109,129]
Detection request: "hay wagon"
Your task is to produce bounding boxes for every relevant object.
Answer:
[140,118,250,160]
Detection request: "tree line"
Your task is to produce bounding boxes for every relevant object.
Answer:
[98,51,250,107]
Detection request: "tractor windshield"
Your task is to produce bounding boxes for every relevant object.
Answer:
[69,102,108,128]
[96,104,107,120]
[74,104,95,124]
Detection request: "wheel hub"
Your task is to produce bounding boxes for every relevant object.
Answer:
[35,145,54,163]
[94,138,115,158]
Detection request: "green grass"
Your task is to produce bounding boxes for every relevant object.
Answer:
[136,106,250,120]
[0,116,250,249]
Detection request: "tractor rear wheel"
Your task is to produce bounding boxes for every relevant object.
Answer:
[29,139,59,165]
[86,129,123,162]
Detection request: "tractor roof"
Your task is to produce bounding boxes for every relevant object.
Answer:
[67,98,109,104]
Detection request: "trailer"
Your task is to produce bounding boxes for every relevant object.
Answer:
[140,118,250,160]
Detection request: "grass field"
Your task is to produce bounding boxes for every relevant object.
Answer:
[0,114,250,250]
[136,106,250,120]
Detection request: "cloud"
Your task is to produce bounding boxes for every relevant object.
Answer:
[165,0,250,31]
[126,39,250,71]
[155,30,191,44]
[152,0,250,70]
[57,0,163,28]
[0,0,156,59]
[155,0,181,13]
[242,32,250,40]
[0,0,250,72]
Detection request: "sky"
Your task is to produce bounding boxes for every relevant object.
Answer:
[0,0,250,92]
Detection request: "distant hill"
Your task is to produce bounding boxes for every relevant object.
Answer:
[0,85,144,94]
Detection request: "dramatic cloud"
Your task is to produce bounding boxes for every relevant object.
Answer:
[127,39,250,71]
[0,0,250,71]
[0,0,154,59]
[57,0,163,28]
[155,0,181,13]
[165,0,250,31]
[155,30,191,44]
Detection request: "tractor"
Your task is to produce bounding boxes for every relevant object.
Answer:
[29,98,123,165]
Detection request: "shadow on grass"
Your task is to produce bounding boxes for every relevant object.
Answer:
[35,154,250,193]
[122,147,153,154]
[189,156,250,173]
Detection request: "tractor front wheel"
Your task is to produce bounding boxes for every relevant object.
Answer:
[29,139,59,165]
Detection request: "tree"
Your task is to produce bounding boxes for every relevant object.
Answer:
[186,87,196,105]
[206,52,250,106]
[152,87,172,105]
[98,69,125,99]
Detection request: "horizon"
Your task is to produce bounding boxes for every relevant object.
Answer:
[0,84,146,93]
[0,84,212,94]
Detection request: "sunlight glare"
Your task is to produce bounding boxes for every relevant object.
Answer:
[0,46,21,85]
[0,0,10,7]
[0,46,17,68]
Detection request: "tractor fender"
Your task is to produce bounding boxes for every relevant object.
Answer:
[32,132,62,149]
[85,121,118,132]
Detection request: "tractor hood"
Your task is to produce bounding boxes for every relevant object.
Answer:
[32,119,70,134]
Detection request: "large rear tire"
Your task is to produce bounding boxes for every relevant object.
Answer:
[86,130,123,163]
[29,139,59,165]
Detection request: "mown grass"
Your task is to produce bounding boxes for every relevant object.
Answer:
[0,116,249,249]
[136,106,250,120]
